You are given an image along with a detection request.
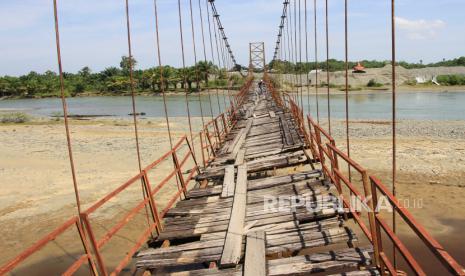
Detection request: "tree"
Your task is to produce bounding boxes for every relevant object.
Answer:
[196,61,215,86]
[120,56,137,76]
[78,66,92,79]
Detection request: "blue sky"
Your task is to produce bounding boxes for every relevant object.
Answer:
[0,0,463,76]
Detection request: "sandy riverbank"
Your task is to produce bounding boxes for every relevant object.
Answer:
[283,84,465,95]
[0,117,464,272]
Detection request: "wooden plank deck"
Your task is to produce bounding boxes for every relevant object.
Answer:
[135,82,379,275]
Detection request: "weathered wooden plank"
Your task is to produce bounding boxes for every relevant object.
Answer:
[220,164,248,268]
[188,170,323,199]
[234,148,246,166]
[168,266,243,276]
[279,113,294,146]
[137,239,224,258]
[269,110,276,118]
[227,129,244,154]
[221,165,235,198]
[265,247,373,276]
[231,119,253,157]
[266,227,357,255]
[197,151,307,180]
[327,269,381,276]
[244,231,266,276]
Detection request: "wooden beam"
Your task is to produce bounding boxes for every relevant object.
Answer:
[220,164,248,268]
[279,113,294,146]
[221,165,235,198]
[231,119,254,157]
[227,129,245,154]
[234,149,246,166]
[244,231,266,276]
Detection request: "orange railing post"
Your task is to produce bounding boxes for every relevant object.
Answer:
[172,150,187,199]
[142,171,163,234]
[80,213,108,276]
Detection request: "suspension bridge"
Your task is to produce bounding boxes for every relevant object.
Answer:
[1,0,464,275]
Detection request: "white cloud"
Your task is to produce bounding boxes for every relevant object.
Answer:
[395,17,446,40]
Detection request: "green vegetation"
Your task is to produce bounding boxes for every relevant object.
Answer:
[367,79,383,88]
[269,56,465,73]
[0,57,244,99]
[437,74,465,85]
[404,79,418,86]
[0,112,31,123]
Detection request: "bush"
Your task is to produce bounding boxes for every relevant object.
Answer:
[0,112,31,123]
[367,79,383,87]
[437,74,465,85]
[404,79,417,86]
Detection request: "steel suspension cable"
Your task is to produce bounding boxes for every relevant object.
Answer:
[287,1,293,97]
[152,0,183,197]
[52,0,82,218]
[344,0,351,181]
[391,0,398,269]
[152,0,174,149]
[205,0,222,115]
[124,0,152,229]
[293,0,299,106]
[288,2,296,102]
[219,33,232,108]
[283,12,288,92]
[325,0,331,134]
[125,0,142,173]
[314,0,320,123]
[198,0,215,120]
[304,0,311,116]
[298,0,304,110]
[212,12,227,111]
[189,0,205,128]
[177,0,195,153]
[289,0,299,102]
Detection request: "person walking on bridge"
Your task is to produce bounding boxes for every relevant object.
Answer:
[258,79,264,94]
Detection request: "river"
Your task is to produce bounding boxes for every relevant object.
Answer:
[0,91,464,120]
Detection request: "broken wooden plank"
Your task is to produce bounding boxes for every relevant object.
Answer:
[220,164,248,268]
[244,231,266,276]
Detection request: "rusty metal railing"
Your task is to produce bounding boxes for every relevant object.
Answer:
[262,74,464,275]
[0,77,253,275]
[275,82,465,275]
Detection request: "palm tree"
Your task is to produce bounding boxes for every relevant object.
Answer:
[196,61,215,87]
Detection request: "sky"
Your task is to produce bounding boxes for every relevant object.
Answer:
[0,0,464,76]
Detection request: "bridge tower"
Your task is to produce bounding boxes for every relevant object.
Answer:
[249,42,266,72]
